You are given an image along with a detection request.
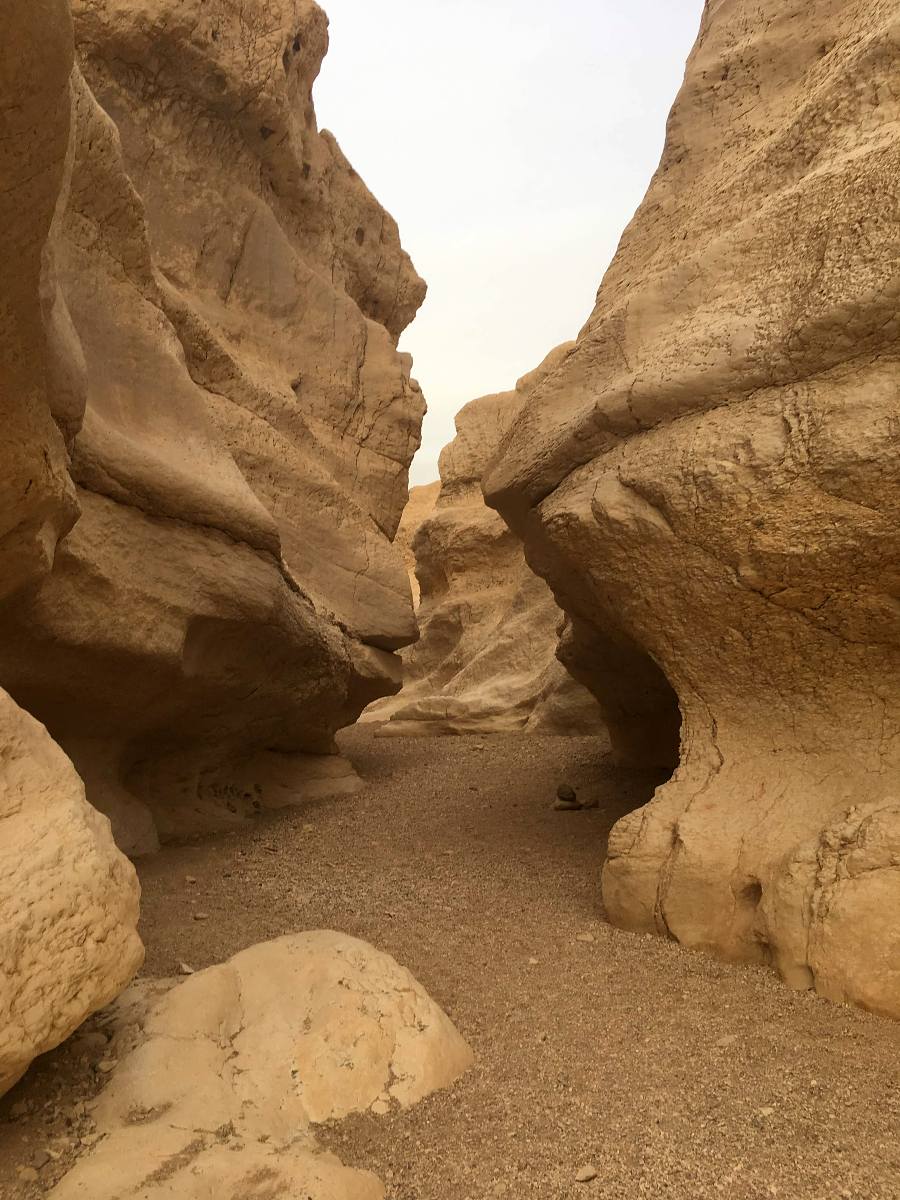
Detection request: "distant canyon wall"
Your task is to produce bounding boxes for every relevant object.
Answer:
[485,0,900,1017]
[371,349,605,738]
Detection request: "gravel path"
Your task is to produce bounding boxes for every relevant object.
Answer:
[2,727,898,1198]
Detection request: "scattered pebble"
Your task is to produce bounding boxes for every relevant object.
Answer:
[178,962,196,975]
[556,784,577,803]
[575,1165,598,1183]
[185,875,197,885]
[193,912,210,922]
[576,933,596,944]
[96,1059,117,1075]
[17,1167,39,1183]
[528,957,539,966]
[716,1034,738,1048]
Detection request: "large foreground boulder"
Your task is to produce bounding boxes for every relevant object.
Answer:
[372,350,605,737]
[485,0,900,1016]
[0,0,426,850]
[0,690,143,1097]
[49,933,473,1198]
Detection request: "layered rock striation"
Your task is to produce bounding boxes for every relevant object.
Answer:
[1,0,426,851]
[485,0,900,1016]
[373,350,605,737]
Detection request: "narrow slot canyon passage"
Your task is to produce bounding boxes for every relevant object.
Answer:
[3,729,896,1199]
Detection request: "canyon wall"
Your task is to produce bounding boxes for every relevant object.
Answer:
[0,0,143,1097]
[485,0,900,1016]
[0,0,426,853]
[1,0,425,1092]
[373,350,605,737]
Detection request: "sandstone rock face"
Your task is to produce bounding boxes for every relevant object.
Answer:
[0,1,143,1099]
[372,350,605,737]
[50,933,474,1199]
[485,0,900,1017]
[0,690,143,1097]
[395,481,441,610]
[0,0,82,603]
[0,0,425,849]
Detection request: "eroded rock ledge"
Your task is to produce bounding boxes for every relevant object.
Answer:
[485,0,900,1017]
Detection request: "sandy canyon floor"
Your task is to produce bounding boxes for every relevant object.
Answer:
[1,727,898,1199]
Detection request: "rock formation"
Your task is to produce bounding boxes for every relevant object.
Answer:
[49,932,473,1199]
[0,0,426,852]
[371,350,605,737]
[0,0,143,1097]
[485,0,900,1017]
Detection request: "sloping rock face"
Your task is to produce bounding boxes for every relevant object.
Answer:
[485,0,900,1017]
[49,933,473,1199]
[374,350,605,737]
[0,0,143,1097]
[0,0,425,850]
[395,480,441,609]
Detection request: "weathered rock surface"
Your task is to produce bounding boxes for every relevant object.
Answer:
[0,1,143,1099]
[370,351,606,737]
[0,690,143,1097]
[393,481,441,610]
[485,0,900,1017]
[49,932,473,1198]
[0,0,425,849]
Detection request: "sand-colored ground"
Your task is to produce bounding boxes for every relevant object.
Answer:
[1,727,898,1198]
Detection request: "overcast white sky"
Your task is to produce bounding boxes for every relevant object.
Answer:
[314,0,703,484]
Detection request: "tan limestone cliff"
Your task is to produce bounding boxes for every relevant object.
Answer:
[0,0,426,852]
[372,350,605,737]
[485,0,900,1017]
[0,0,143,1098]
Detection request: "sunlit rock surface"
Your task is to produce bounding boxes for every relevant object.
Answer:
[485,0,900,1017]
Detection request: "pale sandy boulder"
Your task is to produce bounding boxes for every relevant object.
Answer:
[50,932,473,1199]
[0,690,142,1096]
[0,0,425,847]
[372,350,605,737]
[485,0,900,1016]
[0,1,143,1099]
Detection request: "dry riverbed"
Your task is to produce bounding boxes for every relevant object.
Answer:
[1,727,898,1199]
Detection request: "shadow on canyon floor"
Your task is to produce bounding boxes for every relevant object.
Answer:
[1,727,898,1199]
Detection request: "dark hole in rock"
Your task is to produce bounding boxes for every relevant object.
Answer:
[355,226,366,246]
[291,375,302,394]
[301,162,311,180]
[293,35,302,53]
[559,621,683,778]
[742,880,763,908]
[259,125,275,141]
